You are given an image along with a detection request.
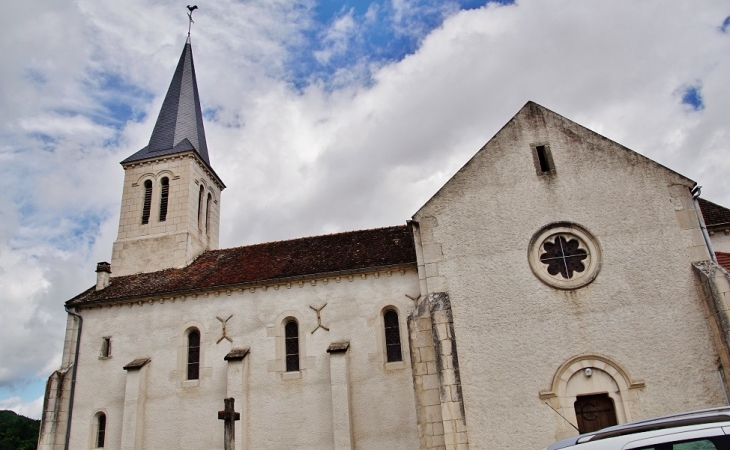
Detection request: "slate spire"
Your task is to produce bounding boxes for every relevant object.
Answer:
[122,37,210,165]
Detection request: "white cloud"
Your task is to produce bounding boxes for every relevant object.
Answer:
[0,396,44,420]
[1,0,729,403]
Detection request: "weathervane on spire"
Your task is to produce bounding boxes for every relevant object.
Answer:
[187,5,198,36]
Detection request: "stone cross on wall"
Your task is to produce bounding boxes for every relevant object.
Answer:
[218,397,240,450]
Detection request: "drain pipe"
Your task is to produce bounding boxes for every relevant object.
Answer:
[691,185,718,264]
[63,306,83,450]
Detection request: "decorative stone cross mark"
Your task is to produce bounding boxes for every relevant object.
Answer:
[218,397,240,450]
[216,315,233,344]
[310,303,329,334]
[405,293,421,307]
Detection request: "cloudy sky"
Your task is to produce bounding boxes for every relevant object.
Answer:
[1,0,729,419]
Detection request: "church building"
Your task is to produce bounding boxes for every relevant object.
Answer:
[38,34,730,450]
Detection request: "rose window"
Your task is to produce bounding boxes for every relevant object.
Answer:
[528,223,601,290]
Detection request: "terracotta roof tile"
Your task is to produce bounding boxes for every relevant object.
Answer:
[68,225,415,306]
[717,253,730,272]
[699,198,730,227]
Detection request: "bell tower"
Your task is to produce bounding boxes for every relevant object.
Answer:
[111,36,225,277]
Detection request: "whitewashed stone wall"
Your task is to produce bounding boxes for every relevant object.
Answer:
[412,103,725,449]
[710,229,730,253]
[111,152,222,277]
[65,267,420,450]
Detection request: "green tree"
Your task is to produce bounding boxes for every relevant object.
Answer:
[0,410,40,450]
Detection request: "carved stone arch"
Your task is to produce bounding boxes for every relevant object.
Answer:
[155,169,176,181]
[135,172,156,185]
[540,354,645,440]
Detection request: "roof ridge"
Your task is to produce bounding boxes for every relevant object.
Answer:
[206,224,410,254]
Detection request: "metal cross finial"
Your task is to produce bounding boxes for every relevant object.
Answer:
[187,5,198,36]
[310,303,329,334]
[216,315,233,344]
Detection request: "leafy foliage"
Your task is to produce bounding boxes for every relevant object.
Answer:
[0,410,40,450]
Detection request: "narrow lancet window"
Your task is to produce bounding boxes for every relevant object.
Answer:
[197,185,204,229]
[96,413,106,448]
[141,180,152,224]
[159,177,169,222]
[205,193,212,236]
[285,321,299,372]
[187,330,200,380]
[384,310,403,362]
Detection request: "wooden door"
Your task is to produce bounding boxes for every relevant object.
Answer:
[574,393,618,434]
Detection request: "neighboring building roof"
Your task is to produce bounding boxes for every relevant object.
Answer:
[717,253,730,272]
[122,38,210,166]
[68,225,416,306]
[699,198,730,227]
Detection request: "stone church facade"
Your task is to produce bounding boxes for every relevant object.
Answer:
[38,37,730,450]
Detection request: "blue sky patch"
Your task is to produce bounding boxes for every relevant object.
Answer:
[287,0,514,89]
[721,16,730,33]
[23,68,47,86]
[85,72,152,129]
[681,85,704,111]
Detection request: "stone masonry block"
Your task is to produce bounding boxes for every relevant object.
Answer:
[422,243,444,262]
[440,340,452,356]
[420,389,441,407]
[433,422,444,436]
[417,318,433,332]
[432,310,451,324]
[441,369,456,386]
[444,431,456,445]
[432,434,446,447]
[427,361,438,374]
[425,263,440,278]
[675,210,696,230]
[420,346,436,362]
[422,374,440,390]
[424,404,442,423]
[427,276,448,293]
[688,245,711,262]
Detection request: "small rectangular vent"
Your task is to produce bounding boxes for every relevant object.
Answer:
[532,144,555,175]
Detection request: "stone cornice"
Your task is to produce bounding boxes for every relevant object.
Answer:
[72,263,417,310]
[121,151,226,191]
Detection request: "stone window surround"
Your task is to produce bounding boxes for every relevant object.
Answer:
[89,409,107,449]
[369,303,410,371]
[172,322,212,388]
[267,312,315,380]
[528,222,602,290]
[98,336,112,360]
[531,142,556,175]
[133,170,177,227]
[540,354,645,440]
[194,178,217,234]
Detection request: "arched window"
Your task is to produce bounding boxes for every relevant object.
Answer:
[141,180,152,224]
[205,193,212,236]
[95,413,106,448]
[285,321,299,372]
[197,184,204,229]
[158,177,169,222]
[187,330,200,380]
[384,310,402,362]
